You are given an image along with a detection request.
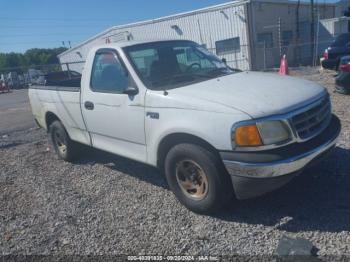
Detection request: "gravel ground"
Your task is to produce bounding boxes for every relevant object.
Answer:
[0,68,350,258]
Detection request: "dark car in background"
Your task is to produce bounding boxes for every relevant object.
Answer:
[335,55,350,94]
[322,33,350,70]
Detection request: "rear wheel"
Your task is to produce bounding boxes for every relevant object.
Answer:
[164,143,233,214]
[49,121,79,162]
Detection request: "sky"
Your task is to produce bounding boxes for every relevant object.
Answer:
[0,0,341,53]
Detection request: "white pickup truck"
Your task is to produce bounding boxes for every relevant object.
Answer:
[29,40,341,214]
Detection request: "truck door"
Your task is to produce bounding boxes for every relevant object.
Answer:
[81,48,146,163]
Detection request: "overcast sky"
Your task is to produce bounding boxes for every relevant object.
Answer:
[0,0,341,53]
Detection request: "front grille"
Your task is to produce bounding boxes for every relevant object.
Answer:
[291,96,331,140]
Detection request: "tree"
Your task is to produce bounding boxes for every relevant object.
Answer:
[0,47,68,73]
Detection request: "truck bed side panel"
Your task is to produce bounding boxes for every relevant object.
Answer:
[29,86,91,146]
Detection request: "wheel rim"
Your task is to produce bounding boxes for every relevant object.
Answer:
[175,160,209,200]
[53,129,67,155]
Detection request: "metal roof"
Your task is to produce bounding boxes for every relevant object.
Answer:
[321,16,350,22]
[99,39,196,48]
[58,0,337,58]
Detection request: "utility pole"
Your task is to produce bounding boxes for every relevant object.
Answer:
[278,17,282,57]
[310,0,315,65]
[296,0,300,63]
[314,13,320,66]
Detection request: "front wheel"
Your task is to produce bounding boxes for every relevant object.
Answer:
[164,143,233,214]
[49,120,80,162]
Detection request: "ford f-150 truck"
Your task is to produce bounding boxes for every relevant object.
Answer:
[29,40,341,214]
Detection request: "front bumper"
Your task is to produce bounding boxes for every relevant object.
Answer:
[321,58,338,70]
[221,115,341,199]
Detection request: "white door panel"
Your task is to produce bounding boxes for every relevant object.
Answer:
[81,49,146,163]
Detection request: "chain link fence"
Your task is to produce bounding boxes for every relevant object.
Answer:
[0,39,330,90]
[0,20,338,88]
[203,18,340,71]
[252,39,334,70]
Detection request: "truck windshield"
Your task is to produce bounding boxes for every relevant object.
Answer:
[123,40,237,90]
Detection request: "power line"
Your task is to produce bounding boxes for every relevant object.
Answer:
[0,33,95,37]
[0,24,114,28]
[0,17,121,21]
[0,40,70,45]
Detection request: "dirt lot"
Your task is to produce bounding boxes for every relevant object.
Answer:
[0,69,349,258]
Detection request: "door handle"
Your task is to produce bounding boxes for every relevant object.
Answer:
[84,101,94,110]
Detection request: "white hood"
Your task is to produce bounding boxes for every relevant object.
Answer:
[161,71,327,118]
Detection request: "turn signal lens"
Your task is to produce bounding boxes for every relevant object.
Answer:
[235,125,263,146]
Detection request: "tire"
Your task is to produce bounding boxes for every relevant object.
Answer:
[164,143,233,214]
[335,59,341,71]
[49,120,79,162]
[335,85,350,95]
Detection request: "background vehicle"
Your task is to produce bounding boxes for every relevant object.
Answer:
[29,40,341,214]
[0,74,5,86]
[27,69,44,85]
[18,74,26,88]
[0,74,10,93]
[336,55,350,94]
[6,72,20,89]
[322,33,350,70]
[23,73,30,87]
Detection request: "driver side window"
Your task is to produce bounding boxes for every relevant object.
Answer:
[91,50,131,93]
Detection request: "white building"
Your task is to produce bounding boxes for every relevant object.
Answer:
[59,0,338,71]
[336,0,350,16]
[320,16,350,38]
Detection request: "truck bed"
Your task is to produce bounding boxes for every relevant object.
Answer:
[28,81,91,146]
[29,84,80,92]
[30,70,81,90]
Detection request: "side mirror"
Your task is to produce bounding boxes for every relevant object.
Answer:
[222,58,227,64]
[123,86,138,96]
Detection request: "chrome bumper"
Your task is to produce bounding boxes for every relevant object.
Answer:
[223,133,337,178]
[223,114,341,199]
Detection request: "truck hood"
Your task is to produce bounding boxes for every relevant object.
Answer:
[163,71,327,118]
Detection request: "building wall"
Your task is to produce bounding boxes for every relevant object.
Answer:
[336,0,350,17]
[250,1,335,68]
[59,2,251,72]
[334,18,350,35]
[321,17,350,37]
[59,0,338,72]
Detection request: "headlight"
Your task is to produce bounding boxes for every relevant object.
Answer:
[233,120,291,147]
[256,121,291,145]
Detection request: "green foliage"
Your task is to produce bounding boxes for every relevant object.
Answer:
[0,47,68,73]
